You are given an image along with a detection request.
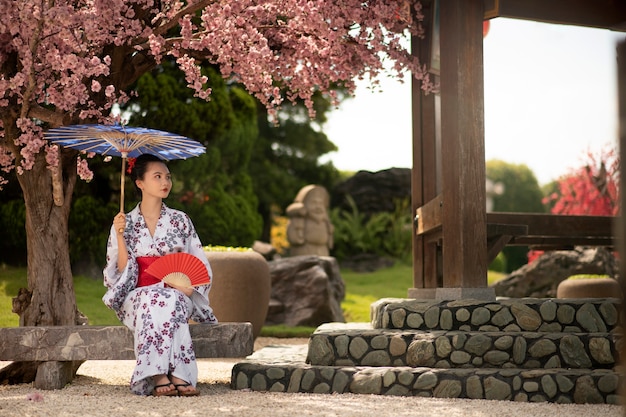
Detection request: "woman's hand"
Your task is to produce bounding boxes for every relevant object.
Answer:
[167,282,194,297]
[113,212,129,272]
[113,212,126,235]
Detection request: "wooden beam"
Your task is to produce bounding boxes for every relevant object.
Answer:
[487,234,513,262]
[486,222,527,262]
[513,237,614,248]
[484,0,626,31]
[485,212,615,258]
[486,212,615,238]
[415,194,443,235]
[439,0,488,288]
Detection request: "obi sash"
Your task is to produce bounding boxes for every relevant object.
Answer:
[136,256,161,287]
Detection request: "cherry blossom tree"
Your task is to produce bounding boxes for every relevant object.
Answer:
[528,147,620,263]
[544,147,620,217]
[0,1,432,328]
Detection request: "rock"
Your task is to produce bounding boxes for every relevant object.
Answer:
[331,168,411,216]
[349,337,369,359]
[434,379,463,398]
[350,369,383,394]
[484,376,512,400]
[252,240,278,260]
[560,335,592,368]
[574,375,604,404]
[492,247,618,298]
[464,334,492,356]
[339,253,395,272]
[511,302,541,330]
[407,340,436,367]
[265,256,345,327]
[413,371,438,390]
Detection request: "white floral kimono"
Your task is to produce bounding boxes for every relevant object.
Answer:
[103,203,217,395]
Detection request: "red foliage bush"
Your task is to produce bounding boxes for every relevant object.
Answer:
[528,147,620,264]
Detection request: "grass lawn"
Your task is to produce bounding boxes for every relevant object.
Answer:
[340,262,413,322]
[0,263,506,335]
[0,265,119,327]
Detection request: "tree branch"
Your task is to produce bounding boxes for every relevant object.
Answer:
[20,14,45,119]
[150,0,218,39]
[27,105,69,127]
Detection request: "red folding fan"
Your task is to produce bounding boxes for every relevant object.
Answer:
[144,252,211,288]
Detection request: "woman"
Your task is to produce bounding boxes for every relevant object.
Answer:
[103,154,217,396]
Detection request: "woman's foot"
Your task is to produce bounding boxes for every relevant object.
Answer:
[152,374,178,397]
[171,375,199,396]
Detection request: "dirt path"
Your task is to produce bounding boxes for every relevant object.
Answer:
[0,338,622,417]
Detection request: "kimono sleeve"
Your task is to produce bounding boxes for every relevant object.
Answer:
[101,225,138,312]
[183,214,218,324]
[103,225,122,288]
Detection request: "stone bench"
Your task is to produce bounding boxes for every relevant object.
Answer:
[0,323,253,389]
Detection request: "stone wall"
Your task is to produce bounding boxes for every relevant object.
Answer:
[232,297,623,404]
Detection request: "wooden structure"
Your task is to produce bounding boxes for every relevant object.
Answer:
[409,0,626,300]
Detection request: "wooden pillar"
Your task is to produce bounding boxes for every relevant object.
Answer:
[410,1,440,298]
[615,39,626,408]
[437,0,492,299]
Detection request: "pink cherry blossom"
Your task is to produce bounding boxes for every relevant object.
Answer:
[0,0,430,185]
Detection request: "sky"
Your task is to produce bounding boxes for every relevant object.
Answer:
[322,18,626,186]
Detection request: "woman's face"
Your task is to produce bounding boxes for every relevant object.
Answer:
[136,161,172,200]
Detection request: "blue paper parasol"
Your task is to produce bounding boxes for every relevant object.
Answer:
[44,124,205,211]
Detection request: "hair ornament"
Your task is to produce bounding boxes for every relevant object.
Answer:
[126,157,136,174]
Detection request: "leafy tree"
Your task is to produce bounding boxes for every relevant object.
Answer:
[125,59,342,244]
[486,159,545,271]
[252,96,342,241]
[0,1,432,338]
[486,160,545,214]
[123,61,262,246]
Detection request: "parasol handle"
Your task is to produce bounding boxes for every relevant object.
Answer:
[120,156,126,213]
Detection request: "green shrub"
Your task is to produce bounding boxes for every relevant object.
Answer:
[69,195,118,268]
[330,196,412,262]
[0,199,27,266]
[0,195,119,270]
[169,182,262,248]
[380,198,412,262]
[567,274,611,280]
[330,195,383,258]
[488,252,507,273]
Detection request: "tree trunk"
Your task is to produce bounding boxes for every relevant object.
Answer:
[16,150,79,326]
[2,148,83,387]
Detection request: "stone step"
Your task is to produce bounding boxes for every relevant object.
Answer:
[306,323,619,370]
[372,298,621,333]
[231,344,622,404]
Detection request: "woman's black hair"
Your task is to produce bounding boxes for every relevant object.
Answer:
[129,154,166,197]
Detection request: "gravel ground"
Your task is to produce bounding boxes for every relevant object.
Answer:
[0,338,623,417]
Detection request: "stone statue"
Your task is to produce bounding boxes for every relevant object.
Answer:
[286,185,334,256]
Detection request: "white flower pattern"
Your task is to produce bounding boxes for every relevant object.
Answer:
[103,203,217,395]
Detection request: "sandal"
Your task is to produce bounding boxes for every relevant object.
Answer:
[152,382,178,397]
[174,383,199,397]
